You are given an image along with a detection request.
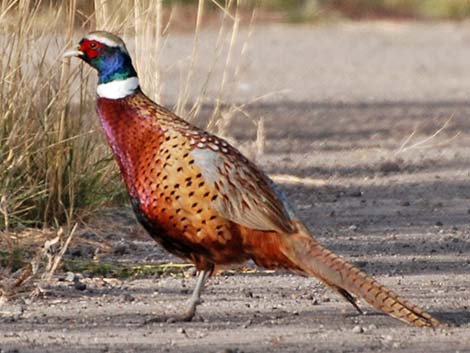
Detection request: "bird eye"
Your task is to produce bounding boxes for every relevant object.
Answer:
[90,42,97,49]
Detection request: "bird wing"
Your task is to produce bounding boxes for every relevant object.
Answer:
[190,139,296,234]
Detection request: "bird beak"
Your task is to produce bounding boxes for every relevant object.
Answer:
[63,46,84,59]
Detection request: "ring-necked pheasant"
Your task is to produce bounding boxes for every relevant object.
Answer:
[64,31,440,328]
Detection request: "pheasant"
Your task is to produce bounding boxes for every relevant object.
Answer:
[64,31,440,328]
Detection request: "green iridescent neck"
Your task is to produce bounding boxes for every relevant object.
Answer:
[94,49,138,84]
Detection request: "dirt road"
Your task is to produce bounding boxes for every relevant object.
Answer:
[2,22,470,353]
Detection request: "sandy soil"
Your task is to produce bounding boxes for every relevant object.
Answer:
[2,22,470,353]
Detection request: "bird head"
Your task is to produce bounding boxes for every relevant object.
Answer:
[64,31,137,85]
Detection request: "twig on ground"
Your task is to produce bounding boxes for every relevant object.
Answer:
[395,115,460,155]
[270,174,327,187]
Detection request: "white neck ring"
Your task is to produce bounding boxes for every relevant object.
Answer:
[97,77,139,99]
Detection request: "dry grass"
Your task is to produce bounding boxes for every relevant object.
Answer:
[395,115,461,155]
[0,0,101,298]
[0,0,258,298]
[0,225,76,300]
[0,0,120,230]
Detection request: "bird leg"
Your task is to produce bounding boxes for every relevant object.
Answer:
[143,269,211,324]
[181,269,211,321]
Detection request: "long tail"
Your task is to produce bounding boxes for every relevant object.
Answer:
[280,231,440,328]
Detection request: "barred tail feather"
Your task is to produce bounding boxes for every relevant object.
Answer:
[281,232,440,328]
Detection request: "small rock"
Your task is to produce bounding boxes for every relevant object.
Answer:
[123,293,135,302]
[186,267,197,277]
[69,247,82,257]
[348,225,358,231]
[435,221,443,227]
[352,325,364,334]
[348,190,363,197]
[74,281,87,291]
[68,244,95,258]
[177,327,186,334]
[355,261,367,269]
[379,161,401,174]
[65,272,77,282]
[242,319,252,328]
[113,243,130,256]
[242,288,253,298]
[400,201,410,207]
[368,324,377,331]
[81,231,99,240]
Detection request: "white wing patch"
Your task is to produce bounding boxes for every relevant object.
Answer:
[191,147,295,234]
[191,148,223,185]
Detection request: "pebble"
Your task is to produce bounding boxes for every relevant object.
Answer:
[348,225,358,231]
[215,349,242,353]
[186,267,197,277]
[177,327,186,334]
[348,190,363,197]
[113,243,129,256]
[65,272,77,282]
[379,161,401,174]
[74,281,87,291]
[123,293,135,302]
[242,288,253,298]
[68,244,95,258]
[242,319,252,328]
[352,325,364,334]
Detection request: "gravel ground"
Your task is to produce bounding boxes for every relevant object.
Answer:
[2,22,470,353]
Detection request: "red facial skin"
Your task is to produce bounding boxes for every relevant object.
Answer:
[79,39,105,59]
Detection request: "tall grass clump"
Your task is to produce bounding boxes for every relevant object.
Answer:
[1,0,257,296]
[0,0,115,296]
[0,0,121,231]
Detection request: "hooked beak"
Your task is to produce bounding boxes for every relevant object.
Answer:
[63,46,84,59]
